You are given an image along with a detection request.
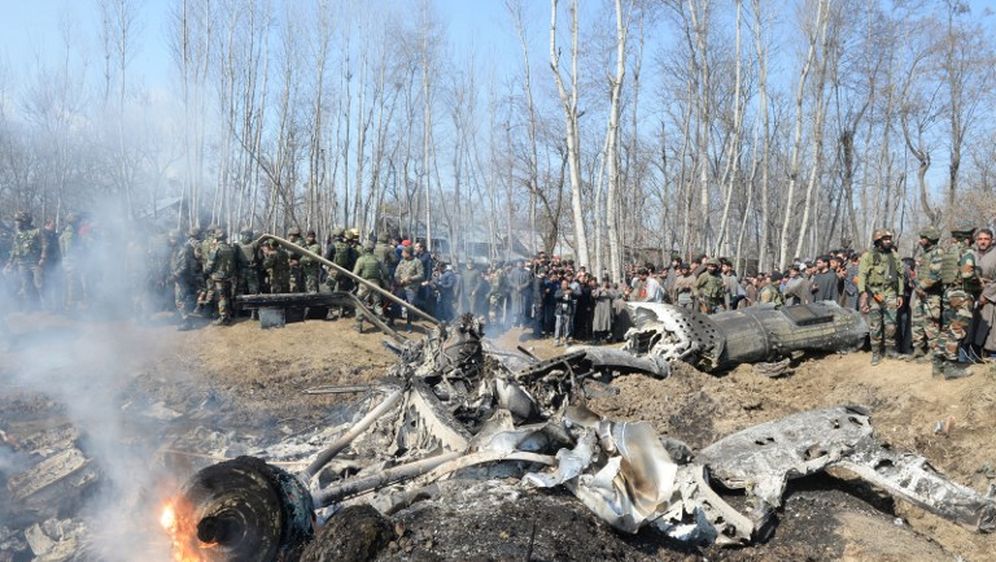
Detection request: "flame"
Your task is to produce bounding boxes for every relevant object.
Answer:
[159,499,215,562]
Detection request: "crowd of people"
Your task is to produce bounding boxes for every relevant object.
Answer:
[5,209,994,378]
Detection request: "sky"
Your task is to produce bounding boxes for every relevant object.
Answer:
[0,0,547,93]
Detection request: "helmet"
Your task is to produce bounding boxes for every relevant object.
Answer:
[363,240,375,252]
[950,221,975,236]
[705,257,720,267]
[214,228,227,241]
[187,226,201,237]
[13,210,31,224]
[306,229,316,238]
[267,239,280,248]
[65,213,80,224]
[918,226,941,242]
[240,226,254,236]
[287,226,302,237]
[332,227,345,238]
[347,228,360,240]
[872,228,894,243]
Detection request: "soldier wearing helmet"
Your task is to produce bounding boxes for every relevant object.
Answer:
[169,226,201,330]
[857,227,903,365]
[373,232,399,278]
[204,228,236,325]
[59,214,86,312]
[299,229,323,293]
[261,238,290,294]
[286,226,304,292]
[694,257,725,313]
[235,227,261,298]
[909,226,944,367]
[325,227,357,320]
[931,221,980,378]
[351,239,387,332]
[4,211,45,308]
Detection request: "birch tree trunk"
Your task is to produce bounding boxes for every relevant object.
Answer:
[550,0,589,267]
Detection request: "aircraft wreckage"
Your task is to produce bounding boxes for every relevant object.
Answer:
[159,239,996,560]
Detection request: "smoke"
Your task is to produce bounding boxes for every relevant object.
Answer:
[0,202,182,560]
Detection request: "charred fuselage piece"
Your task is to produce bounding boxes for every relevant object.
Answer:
[623,301,868,372]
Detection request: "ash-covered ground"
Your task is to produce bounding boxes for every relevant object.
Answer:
[1,315,994,561]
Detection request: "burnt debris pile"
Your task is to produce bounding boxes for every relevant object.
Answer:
[159,304,994,561]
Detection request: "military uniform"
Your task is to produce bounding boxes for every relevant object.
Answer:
[328,232,357,292]
[936,225,979,374]
[353,242,386,330]
[300,233,323,293]
[374,237,399,278]
[5,212,45,307]
[286,228,304,292]
[262,242,291,293]
[205,230,237,324]
[171,230,200,329]
[910,228,942,361]
[236,229,261,296]
[858,230,904,363]
[694,259,724,313]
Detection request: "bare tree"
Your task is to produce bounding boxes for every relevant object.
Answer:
[550,0,589,266]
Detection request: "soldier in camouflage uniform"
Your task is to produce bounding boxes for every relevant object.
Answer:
[262,239,291,293]
[286,227,304,292]
[195,226,219,314]
[373,232,399,279]
[235,227,261,297]
[935,223,979,378]
[205,228,237,325]
[694,258,725,313]
[394,246,424,332]
[758,271,785,308]
[353,240,387,332]
[909,226,943,366]
[858,229,904,365]
[300,230,323,293]
[325,228,357,320]
[59,213,85,312]
[169,229,199,331]
[3,211,45,309]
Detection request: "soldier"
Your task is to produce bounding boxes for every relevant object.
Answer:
[935,222,979,378]
[394,246,424,332]
[325,228,357,320]
[235,227,261,297]
[194,227,219,314]
[758,272,785,308]
[352,240,386,332]
[170,229,199,331]
[858,228,904,365]
[3,211,45,308]
[205,229,237,326]
[300,230,323,293]
[373,232,399,279]
[59,213,85,312]
[261,239,291,294]
[694,258,725,313]
[909,226,943,366]
[286,227,304,292]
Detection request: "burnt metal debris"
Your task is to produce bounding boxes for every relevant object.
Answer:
[623,301,868,372]
[159,308,995,560]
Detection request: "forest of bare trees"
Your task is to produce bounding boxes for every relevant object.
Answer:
[1,0,994,278]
